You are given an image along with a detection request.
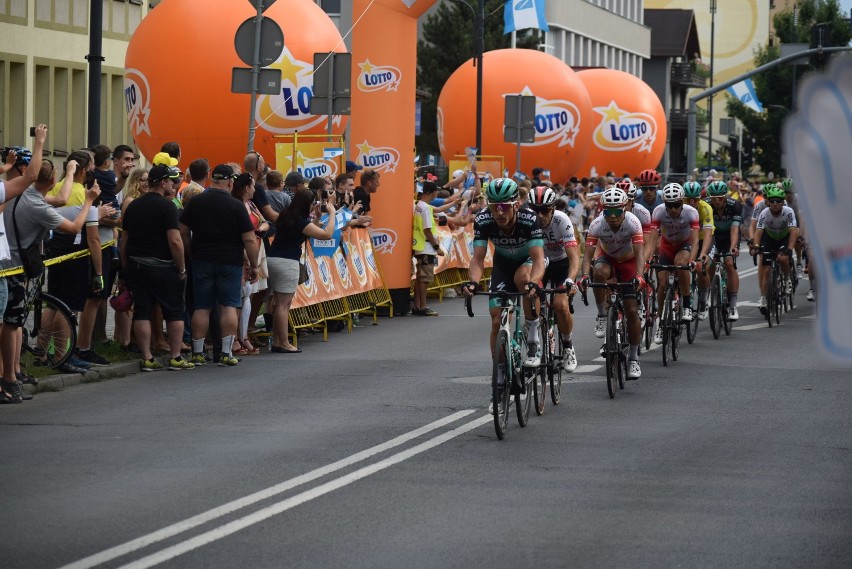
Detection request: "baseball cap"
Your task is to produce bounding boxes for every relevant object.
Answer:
[148,165,174,184]
[284,171,306,187]
[152,151,179,167]
[345,160,363,173]
[211,164,236,181]
[452,169,465,179]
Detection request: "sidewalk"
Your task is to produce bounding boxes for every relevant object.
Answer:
[23,359,148,396]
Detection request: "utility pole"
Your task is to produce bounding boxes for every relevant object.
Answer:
[708,0,717,169]
[86,0,104,147]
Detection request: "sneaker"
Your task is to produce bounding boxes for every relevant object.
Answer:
[594,315,606,338]
[59,362,89,374]
[653,326,663,345]
[15,381,33,400]
[16,370,38,386]
[67,356,92,370]
[728,306,739,321]
[562,347,577,372]
[141,358,163,372]
[75,348,109,367]
[0,380,23,404]
[681,307,694,322]
[785,279,793,295]
[168,356,195,371]
[796,265,805,279]
[758,295,767,314]
[190,353,207,366]
[218,353,240,367]
[627,359,641,380]
[698,308,709,321]
[524,342,541,368]
[421,307,439,316]
[807,289,814,302]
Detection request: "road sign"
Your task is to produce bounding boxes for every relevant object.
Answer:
[234,17,284,68]
[231,67,281,95]
[247,0,277,12]
[504,95,536,144]
[310,52,352,122]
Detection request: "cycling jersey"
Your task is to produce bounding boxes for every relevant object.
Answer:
[539,210,577,262]
[693,199,716,235]
[650,204,700,244]
[629,202,652,234]
[473,208,544,262]
[751,199,767,221]
[636,190,664,212]
[706,197,742,233]
[756,205,797,240]
[586,211,643,262]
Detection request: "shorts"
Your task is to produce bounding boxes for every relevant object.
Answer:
[713,233,733,256]
[124,260,185,321]
[0,277,8,317]
[760,234,788,266]
[191,259,243,309]
[266,256,300,294]
[488,256,529,309]
[89,248,116,300]
[542,257,569,288]
[414,254,436,284]
[47,255,89,312]
[3,274,29,327]
[658,239,692,265]
[697,239,717,260]
[592,255,638,298]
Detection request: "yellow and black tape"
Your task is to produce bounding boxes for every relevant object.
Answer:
[0,239,117,278]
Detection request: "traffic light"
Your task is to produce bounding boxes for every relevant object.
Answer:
[810,23,833,68]
[729,136,739,168]
[742,136,754,169]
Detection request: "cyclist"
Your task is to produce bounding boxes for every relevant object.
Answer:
[749,184,799,313]
[647,183,700,343]
[780,178,807,280]
[462,178,546,388]
[578,187,645,380]
[635,168,664,213]
[529,185,579,373]
[683,181,715,320]
[706,180,743,320]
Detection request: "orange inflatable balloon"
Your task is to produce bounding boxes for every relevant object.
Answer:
[437,49,592,182]
[124,0,347,167]
[575,69,667,179]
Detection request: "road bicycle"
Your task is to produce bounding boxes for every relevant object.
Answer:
[685,266,701,345]
[708,252,735,339]
[640,262,657,352]
[465,289,536,440]
[650,263,694,367]
[20,270,78,369]
[759,248,787,328]
[581,282,634,399]
[533,286,573,411]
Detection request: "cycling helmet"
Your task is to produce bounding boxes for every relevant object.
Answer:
[707,180,729,197]
[637,169,661,186]
[780,178,793,192]
[529,185,557,207]
[7,146,32,167]
[485,177,519,202]
[764,184,785,200]
[683,181,703,198]
[600,186,628,208]
[615,178,637,199]
[662,182,685,202]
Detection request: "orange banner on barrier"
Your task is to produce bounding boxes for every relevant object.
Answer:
[433,224,492,274]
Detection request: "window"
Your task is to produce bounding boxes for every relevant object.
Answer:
[0,58,27,147]
[104,0,145,39]
[321,0,341,15]
[34,0,87,33]
[0,0,28,24]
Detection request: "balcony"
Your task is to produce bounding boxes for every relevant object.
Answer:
[671,62,708,89]
[670,109,707,132]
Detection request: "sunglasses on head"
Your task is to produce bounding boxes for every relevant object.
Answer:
[530,205,553,214]
[665,201,683,209]
[767,198,784,204]
[603,208,624,217]
[488,201,516,213]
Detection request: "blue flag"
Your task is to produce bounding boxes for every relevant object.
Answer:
[504,0,549,34]
[727,78,764,113]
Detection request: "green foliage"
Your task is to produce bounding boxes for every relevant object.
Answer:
[416,0,542,155]
[725,0,851,175]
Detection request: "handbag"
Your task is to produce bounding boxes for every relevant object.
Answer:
[298,244,308,285]
[12,195,45,279]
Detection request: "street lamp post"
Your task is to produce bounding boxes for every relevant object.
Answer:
[708,0,717,169]
[451,0,485,156]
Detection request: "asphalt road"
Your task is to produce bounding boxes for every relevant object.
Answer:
[2,266,851,569]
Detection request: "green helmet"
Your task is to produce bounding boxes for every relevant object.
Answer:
[763,183,785,200]
[486,178,519,202]
[683,181,703,198]
[707,180,729,197]
[780,178,793,192]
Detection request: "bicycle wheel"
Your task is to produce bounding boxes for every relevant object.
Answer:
[548,323,563,405]
[23,293,78,368]
[722,282,733,336]
[766,268,775,328]
[616,314,627,390]
[686,276,699,344]
[662,288,672,367]
[515,332,532,427]
[533,320,548,416]
[605,305,619,398]
[774,274,783,325]
[709,275,721,339]
[643,285,656,351]
[492,330,511,440]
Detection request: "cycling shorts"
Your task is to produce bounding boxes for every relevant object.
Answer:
[592,255,637,299]
[489,255,530,310]
[542,257,569,289]
[658,239,692,266]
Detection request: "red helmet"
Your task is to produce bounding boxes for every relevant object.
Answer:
[529,185,557,207]
[637,169,661,186]
[109,289,133,312]
[615,178,636,199]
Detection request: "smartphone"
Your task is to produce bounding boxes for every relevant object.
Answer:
[29,126,36,137]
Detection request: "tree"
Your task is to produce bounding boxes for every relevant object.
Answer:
[725,0,850,175]
[416,0,542,155]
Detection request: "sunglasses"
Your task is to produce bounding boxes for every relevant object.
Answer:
[530,205,553,214]
[488,201,516,213]
[767,198,785,204]
[641,186,658,191]
[665,202,683,209]
[603,208,624,217]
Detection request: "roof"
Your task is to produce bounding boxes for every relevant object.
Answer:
[644,9,702,59]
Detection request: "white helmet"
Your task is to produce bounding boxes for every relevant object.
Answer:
[615,178,637,199]
[662,182,685,203]
[529,185,557,207]
[600,186,628,208]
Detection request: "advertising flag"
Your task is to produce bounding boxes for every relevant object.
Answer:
[727,78,764,113]
[504,0,549,34]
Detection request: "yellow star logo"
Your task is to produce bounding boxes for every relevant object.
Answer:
[357,141,373,156]
[598,101,624,123]
[293,151,308,170]
[276,52,307,86]
[359,59,375,75]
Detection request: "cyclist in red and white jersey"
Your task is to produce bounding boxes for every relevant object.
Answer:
[616,178,652,263]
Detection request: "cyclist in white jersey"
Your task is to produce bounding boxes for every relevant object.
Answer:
[578,187,645,380]
[616,178,652,265]
[529,186,579,372]
[749,184,798,312]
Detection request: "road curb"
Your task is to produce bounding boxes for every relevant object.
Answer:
[24,360,148,395]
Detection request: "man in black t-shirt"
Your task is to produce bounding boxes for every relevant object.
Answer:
[122,164,193,372]
[179,164,259,367]
[353,168,380,215]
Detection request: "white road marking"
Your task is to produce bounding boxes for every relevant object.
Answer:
[735,322,770,331]
[573,364,602,373]
[59,410,477,569]
[115,414,493,569]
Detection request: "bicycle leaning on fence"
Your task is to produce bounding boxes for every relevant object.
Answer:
[20,269,78,370]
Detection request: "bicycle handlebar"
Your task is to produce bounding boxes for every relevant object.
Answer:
[649,263,694,271]
[463,289,537,319]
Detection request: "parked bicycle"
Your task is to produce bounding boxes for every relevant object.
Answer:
[21,270,78,369]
